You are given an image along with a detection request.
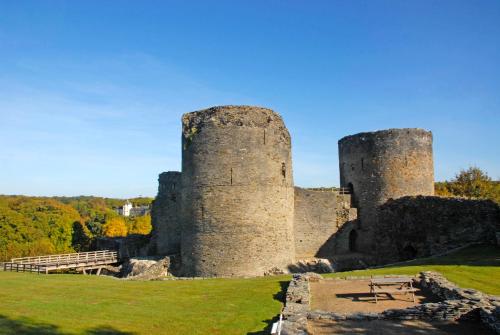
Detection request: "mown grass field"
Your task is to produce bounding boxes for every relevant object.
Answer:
[0,245,498,335]
[0,273,287,335]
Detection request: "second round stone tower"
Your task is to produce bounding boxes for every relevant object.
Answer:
[180,105,295,277]
[338,128,434,253]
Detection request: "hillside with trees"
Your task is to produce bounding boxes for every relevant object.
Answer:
[0,195,152,261]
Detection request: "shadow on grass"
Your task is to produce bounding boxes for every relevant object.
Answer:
[0,315,136,335]
[247,280,289,335]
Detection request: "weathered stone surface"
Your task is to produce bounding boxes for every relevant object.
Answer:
[417,272,499,331]
[280,318,308,335]
[122,257,163,277]
[122,255,178,280]
[480,306,500,334]
[180,106,295,277]
[150,171,181,255]
[147,109,494,279]
[281,273,314,334]
[293,188,356,258]
[285,274,312,306]
[375,197,500,263]
[338,129,434,253]
[289,258,335,274]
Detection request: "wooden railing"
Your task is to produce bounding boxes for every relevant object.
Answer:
[338,187,352,194]
[4,250,119,274]
[3,263,44,273]
[10,250,118,266]
[303,187,352,194]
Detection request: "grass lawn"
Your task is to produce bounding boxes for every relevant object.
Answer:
[0,273,288,335]
[323,244,500,295]
[0,245,498,334]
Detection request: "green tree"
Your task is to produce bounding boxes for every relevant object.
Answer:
[72,221,93,252]
[0,196,80,261]
[434,182,454,197]
[449,166,493,199]
[435,166,499,203]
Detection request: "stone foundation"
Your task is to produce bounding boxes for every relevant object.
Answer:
[280,271,500,334]
[281,273,320,335]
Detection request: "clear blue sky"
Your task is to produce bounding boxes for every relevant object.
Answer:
[1,1,499,198]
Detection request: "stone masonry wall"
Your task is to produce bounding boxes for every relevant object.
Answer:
[150,171,182,255]
[293,187,357,258]
[338,128,434,253]
[374,196,500,264]
[180,105,295,277]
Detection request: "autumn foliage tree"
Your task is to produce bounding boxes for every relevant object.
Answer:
[126,215,152,235]
[102,217,128,237]
[0,195,153,260]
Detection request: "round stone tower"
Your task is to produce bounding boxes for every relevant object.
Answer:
[180,105,295,277]
[338,128,434,253]
[151,171,182,255]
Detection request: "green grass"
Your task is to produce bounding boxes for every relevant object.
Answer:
[0,245,498,335]
[0,273,287,335]
[323,244,500,295]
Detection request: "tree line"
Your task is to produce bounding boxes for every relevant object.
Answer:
[0,196,153,261]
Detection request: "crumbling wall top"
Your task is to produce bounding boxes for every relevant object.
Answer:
[339,128,432,145]
[181,105,289,140]
[158,171,181,183]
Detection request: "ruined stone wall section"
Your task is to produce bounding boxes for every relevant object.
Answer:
[338,129,434,253]
[180,106,295,277]
[293,188,357,258]
[150,171,182,255]
[374,196,500,264]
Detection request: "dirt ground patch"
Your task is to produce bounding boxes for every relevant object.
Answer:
[308,319,495,334]
[310,279,437,313]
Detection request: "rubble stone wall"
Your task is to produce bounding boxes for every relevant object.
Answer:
[374,196,500,264]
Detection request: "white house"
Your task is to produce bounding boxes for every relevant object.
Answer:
[117,200,150,217]
[118,200,133,217]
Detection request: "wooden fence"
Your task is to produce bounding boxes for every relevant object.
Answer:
[3,250,119,274]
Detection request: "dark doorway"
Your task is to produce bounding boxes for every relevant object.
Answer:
[349,229,357,252]
[347,182,356,207]
[401,245,418,260]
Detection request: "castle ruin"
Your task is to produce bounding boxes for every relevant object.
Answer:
[149,105,499,277]
[338,129,435,253]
